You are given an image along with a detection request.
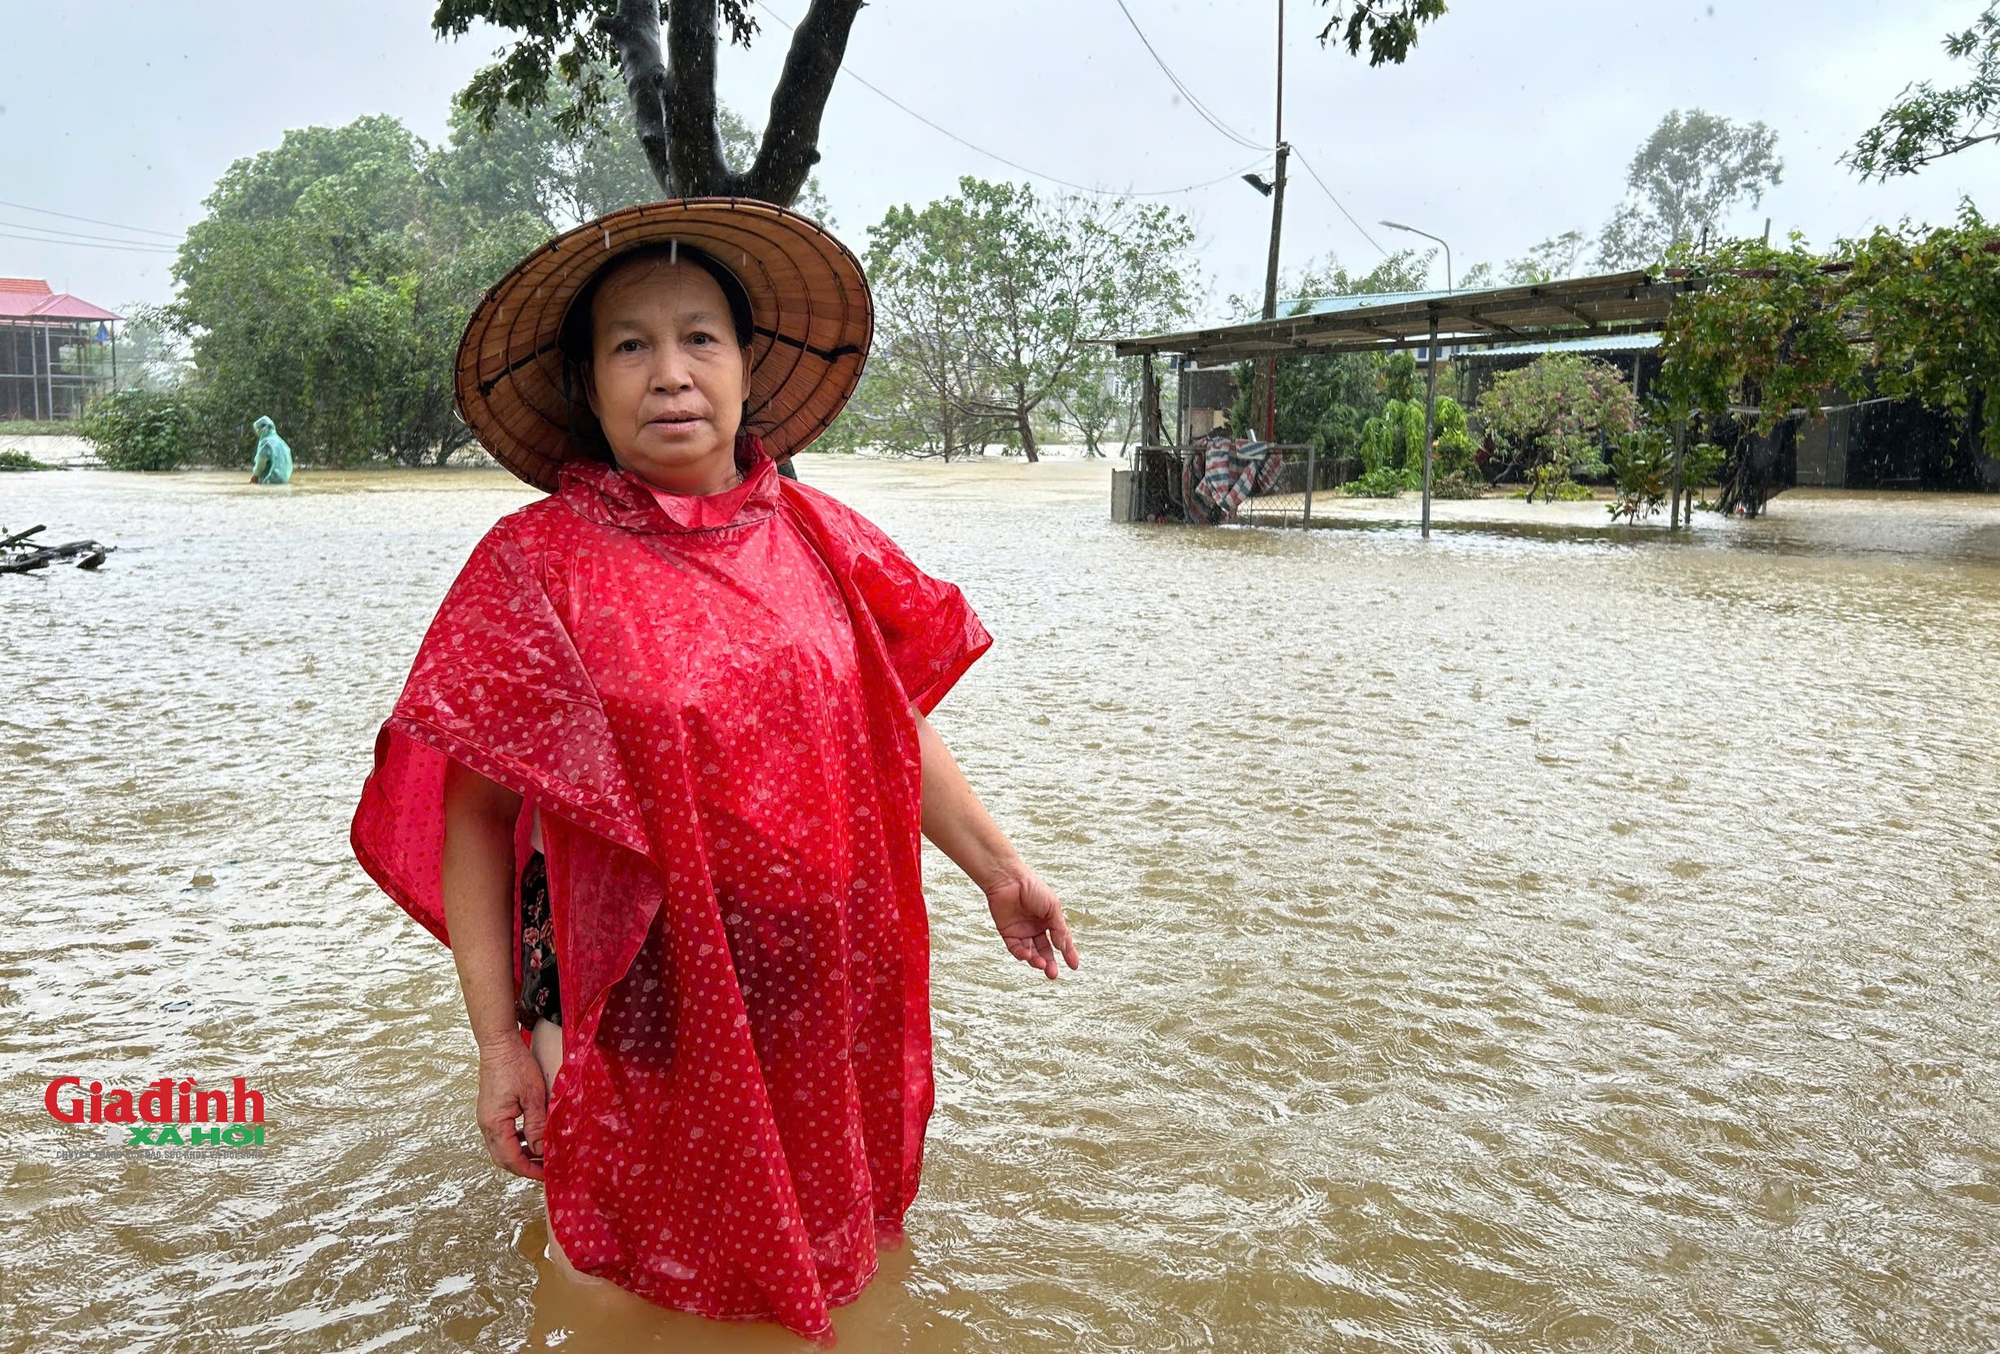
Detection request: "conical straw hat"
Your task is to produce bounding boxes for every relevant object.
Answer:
[455,198,872,491]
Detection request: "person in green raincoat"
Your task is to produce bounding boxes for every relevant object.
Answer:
[250,416,292,484]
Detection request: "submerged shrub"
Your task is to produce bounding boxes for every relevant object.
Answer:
[79,389,206,471]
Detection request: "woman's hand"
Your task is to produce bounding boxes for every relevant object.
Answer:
[984,863,1081,980]
[476,1038,549,1181]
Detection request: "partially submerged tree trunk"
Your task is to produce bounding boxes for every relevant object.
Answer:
[1013,387,1039,463]
[1717,419,1790,517]
[601,0,864,203]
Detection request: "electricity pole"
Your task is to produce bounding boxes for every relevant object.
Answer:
[1258,0,1287,441]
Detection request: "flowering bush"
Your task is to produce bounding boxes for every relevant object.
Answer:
[1475,355,1638,501]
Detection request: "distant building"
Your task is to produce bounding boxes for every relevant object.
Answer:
[1,278,122,421]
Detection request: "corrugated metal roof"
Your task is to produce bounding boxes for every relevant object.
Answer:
[1115,269,1694,361]
[1188,288,1452,331]
[1455,333,1660,358]
[0,278,122,323]
[1292,287,1455,315]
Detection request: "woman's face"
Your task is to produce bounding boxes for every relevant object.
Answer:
[583,257,752,490]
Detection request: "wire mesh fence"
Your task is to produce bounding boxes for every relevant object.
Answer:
[1126,444,1357,526]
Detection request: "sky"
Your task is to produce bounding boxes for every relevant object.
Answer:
[2,0,1988,323]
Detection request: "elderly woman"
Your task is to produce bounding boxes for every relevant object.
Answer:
[351,201,1077,1343]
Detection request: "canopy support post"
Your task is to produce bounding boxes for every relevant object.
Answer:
[1421,317,1438,540]
[1670,411,1687,530]
[1140,353,1159,446]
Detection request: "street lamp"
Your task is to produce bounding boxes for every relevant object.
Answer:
[1380,219,1452,292]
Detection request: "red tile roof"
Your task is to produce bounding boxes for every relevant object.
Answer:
[0,278,122,323]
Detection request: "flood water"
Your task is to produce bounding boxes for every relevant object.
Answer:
[5,459,1998,1352]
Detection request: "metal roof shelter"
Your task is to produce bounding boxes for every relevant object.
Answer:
[1114,269,1700,364]
[1,278,124,422]
[1112,269,1709,533]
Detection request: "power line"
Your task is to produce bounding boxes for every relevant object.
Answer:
[0,218,183,251]
[755,1,1264,197]
[0,198,182,240]
[1101,5,1394,266]
[0,227,179,255]
[1108,0,1267,151]
[1291,148,1389,258]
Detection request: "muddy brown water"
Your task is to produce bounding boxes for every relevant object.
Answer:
[4,461,1998,1352]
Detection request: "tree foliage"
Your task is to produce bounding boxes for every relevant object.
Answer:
[433,0,860,207]
[440,64,831,230]
[1846,2,2000,179]
[852,178,1197,461]
[1846,207,2000,444]
[1656,207,2000,512]
[1055,349,1142,458]
[147,69,814,470]
[1431,395,1476,474]
[1314,0,1448,65]
[1502,230,1587,284]
[439,69,661,231]
[78,388,209,472]
[1597,110,1782,268]
[163,116,547,467]
[1226,253,1434,464]
[1476,354,1638,500]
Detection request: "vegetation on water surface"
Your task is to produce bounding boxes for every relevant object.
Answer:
[0,450,59,472]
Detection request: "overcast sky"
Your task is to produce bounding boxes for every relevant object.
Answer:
[3,0,1987,321]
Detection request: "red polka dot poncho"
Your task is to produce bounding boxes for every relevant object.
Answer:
[351,444,991,1342]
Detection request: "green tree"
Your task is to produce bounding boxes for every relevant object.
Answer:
[1431,396,1476,475]
[857,193,1007,460]
[438,63,832,230]
[1504,230,1587,283]
[1226,253,1434,461]
[434,0,860,208]
[1847,2,1999,179]
[166,115,546,466]
[1845,205,2000,453]
[1597,110,1782,268]
[437,70,658,231]
[1476,354,1639,500]
[862,178,1197,462]
[1055,349,1141,458]
[1656,210,2000,514]
[79,388,208,472]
